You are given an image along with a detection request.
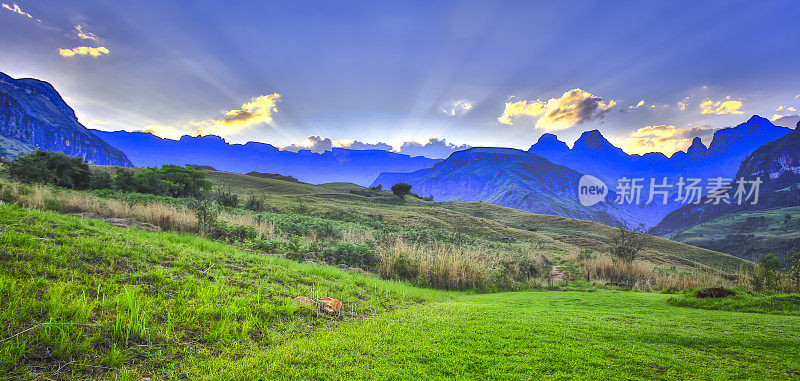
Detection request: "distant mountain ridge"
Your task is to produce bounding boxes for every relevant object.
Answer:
[652,121,800,237]
[527,115,792,190]
[93,130,440,186]
[373,115,792,228]
[0,72,132,166]
[372,147,667,227]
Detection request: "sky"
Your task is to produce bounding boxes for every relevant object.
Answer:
[1,0,799,158]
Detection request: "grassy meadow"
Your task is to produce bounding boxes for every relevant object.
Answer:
[1,164,798,379]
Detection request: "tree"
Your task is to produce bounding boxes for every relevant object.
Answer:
[112,169,138,192]
[391,183,412,198]
[610,222,647,264]
[788,252,800,292]
[758,254,783,291]
[5,150,92,189]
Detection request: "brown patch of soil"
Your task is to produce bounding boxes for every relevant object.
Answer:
[696,287,737,299]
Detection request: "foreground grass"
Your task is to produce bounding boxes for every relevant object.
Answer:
[668,290,800,316]
[0,204,455,379]
[208,291,800,380]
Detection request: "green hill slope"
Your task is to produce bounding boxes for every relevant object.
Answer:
[667,206,800,261]
[194,169,748,273]
[0,204,453,379]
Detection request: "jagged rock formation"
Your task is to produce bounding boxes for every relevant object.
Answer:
[652,121,800,236]
[0,72,132,166]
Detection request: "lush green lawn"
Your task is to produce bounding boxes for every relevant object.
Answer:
[205,291,800,380]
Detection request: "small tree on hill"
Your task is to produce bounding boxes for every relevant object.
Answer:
[610,222,646,264]
[391,183,412,198]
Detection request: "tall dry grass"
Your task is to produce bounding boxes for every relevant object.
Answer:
[379,238,548,291]
[581,253,733,290]
[0,181,276,236]
[1,182,198,231]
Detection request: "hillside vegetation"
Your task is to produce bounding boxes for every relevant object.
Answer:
[667,206,800,261]
[0,163,751,292]
[0,205,453,378]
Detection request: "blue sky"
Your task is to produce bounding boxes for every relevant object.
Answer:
[1,0,799,157]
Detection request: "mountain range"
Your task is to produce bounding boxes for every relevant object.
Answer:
[527,115,791,190]
[652,121,800,236]
[92,130,440,186]
[374,116,793,229]
[0,72,131,166]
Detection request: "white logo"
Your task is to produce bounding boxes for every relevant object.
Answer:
[578,175,608,206]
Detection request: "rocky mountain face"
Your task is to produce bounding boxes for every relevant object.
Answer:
[0,72,132,166]
[373,115,792,229]
[528,116,790,189]
[651,122,800,237]
[93,130,440,186]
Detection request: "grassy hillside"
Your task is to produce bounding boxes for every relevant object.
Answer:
[667,206,800,261]
[0,165,751,293]
[1,205,797,379]
[0,204,454,379]
[195,169,748,273]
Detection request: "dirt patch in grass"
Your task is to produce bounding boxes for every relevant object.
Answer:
[696,287,737,299]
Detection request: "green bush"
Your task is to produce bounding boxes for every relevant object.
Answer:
[5,150,92,189]
[112,169,139,192]
[209,222,258,243]
[244,195,267,212]
[321,242,377,270]
[391,183,412,198]
[135,165,211,198]
[214,187,239,207]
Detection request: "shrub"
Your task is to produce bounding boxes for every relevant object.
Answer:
[5,150,92,189]
[253,238,283,254]
[112,169,139,192]
[789,252,800,292]
[610,223,646,264]
[391,183,412,198]
[89,171,113,190]
[189,199,219,236]
[209,221,258,242]
[214,186,239,207]
[244,195,267,212]
[321,242,378,270]
[135,165,211,198]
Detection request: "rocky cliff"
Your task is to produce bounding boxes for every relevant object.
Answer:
[0,72,132,166]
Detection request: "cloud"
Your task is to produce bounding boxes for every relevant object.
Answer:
[772,114,800,128]
[2,2,38,21]
[59,46,110,57]
[398,138,470,159]
[627,100,658,111]
[346,140,393,151]
[498,89,617,131]
[282,136,393,153]
[700,96,743,115]
[75,25,99,41]
[776,105,797,112]
[439,99,473,117]
[677,96,692,111]
[143,93,281,139]
[497,99,546,125]
[628,100,645,110]
[620,125,716,156]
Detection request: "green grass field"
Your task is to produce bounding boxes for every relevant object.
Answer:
[208,291,800,380]
[2,203,799,379]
